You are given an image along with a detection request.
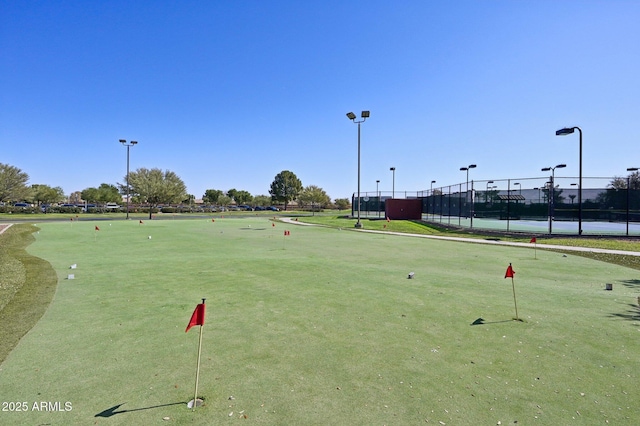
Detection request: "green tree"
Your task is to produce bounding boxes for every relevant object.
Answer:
[234,190,252,205]
[81,187,99,204]
[217,195,232,208]
[334,198,350,210]
[96,183,122,204]
[298,185,331,214]
[253,195,271,207]
[125,168,187,219]
[0,163,31,202]
[226,188,238,202]
[30,184,65,206]
[269,170,302,211]
[202,189,223,205]
[608,171,640,190]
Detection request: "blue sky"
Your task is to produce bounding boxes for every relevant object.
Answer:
[1,0,639,201]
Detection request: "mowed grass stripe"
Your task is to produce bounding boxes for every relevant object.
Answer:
[0,218,638,425]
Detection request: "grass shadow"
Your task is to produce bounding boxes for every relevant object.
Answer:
[608,303,640,323]
[620,279,640,289]
[95,401,186,418]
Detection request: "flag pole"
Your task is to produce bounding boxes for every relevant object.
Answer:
[510,265,519,320]
[192,298,206,411]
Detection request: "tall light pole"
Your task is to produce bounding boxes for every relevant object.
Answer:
[119,139,138,220]
[430,180,436,220]
[556,126,582,235]
[460,164,476,218]
[376,179,381,218]
[347,111,370,228]
[627,167,638,236]
[542,164,566,234]
[390,167,396,198]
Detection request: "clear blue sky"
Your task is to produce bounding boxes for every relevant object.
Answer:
[1,0,639,201]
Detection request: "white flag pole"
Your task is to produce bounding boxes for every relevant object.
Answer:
[192,298,205,411]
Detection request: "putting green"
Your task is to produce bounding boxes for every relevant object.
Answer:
[0,217,638,425]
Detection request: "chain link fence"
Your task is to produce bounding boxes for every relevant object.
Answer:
[352,176,640,235]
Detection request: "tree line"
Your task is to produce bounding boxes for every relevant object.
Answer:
[0,163,351,213]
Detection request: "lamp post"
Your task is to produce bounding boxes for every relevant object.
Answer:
[556,126,583,235]
[376,179,381,218]
[347,110,370,228]
[390,167,396,198]
[541,164,566,234]
[119,139,138,220]
[460,164,476,218]
[430,180,436,220]
[485,180,494,203]
[627,167,638,236]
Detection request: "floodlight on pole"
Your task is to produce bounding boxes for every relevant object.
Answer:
[541,164,566,233]
[347,111,370,228]
[556,126,583,235]
[459,164,476,218]
[120,139,138,220]
[390,167,396,198]
[430,180,436,220]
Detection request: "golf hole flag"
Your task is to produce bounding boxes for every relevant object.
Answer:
[530,237,536,244]
[95,225,100,231]
[504,263,519,320]
[186,302,206,332]
[504,263,515,278]
[186,299,206,411]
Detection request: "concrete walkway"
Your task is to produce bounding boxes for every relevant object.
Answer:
[280,217,640,257]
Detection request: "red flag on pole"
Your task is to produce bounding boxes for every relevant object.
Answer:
[139,220,144,224]
[95,226,100,231]
[186,303,206,332]
[272,223,275,227]
[530,237,536,244]
[504,263,515,279]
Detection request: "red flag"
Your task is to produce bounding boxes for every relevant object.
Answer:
[272,223,275,227]
[186,303,206,332]
[139,220,144,224]
[504,263,515,279]
[530,237,536,244]
[95,226,100,231]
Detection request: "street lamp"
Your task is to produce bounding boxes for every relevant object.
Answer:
[119,139,138,220]
[627,167,639,236]
[390,167,396,198]
[347,110,370,228]
[513,182,521,195]
[556,126,583,235]
[541,164,566,233]
[376,179,381,218]
[430,180,436,220]
[460,164,476,218]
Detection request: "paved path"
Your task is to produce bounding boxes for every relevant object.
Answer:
[0,223,13,235]
[280,218,640,257]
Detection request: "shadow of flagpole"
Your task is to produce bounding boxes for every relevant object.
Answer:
[95,401,186,418]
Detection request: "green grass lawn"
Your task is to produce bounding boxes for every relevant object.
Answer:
[1,217,639,425]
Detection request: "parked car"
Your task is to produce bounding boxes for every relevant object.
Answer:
[266,206,279,211]
[254,206,266,211]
